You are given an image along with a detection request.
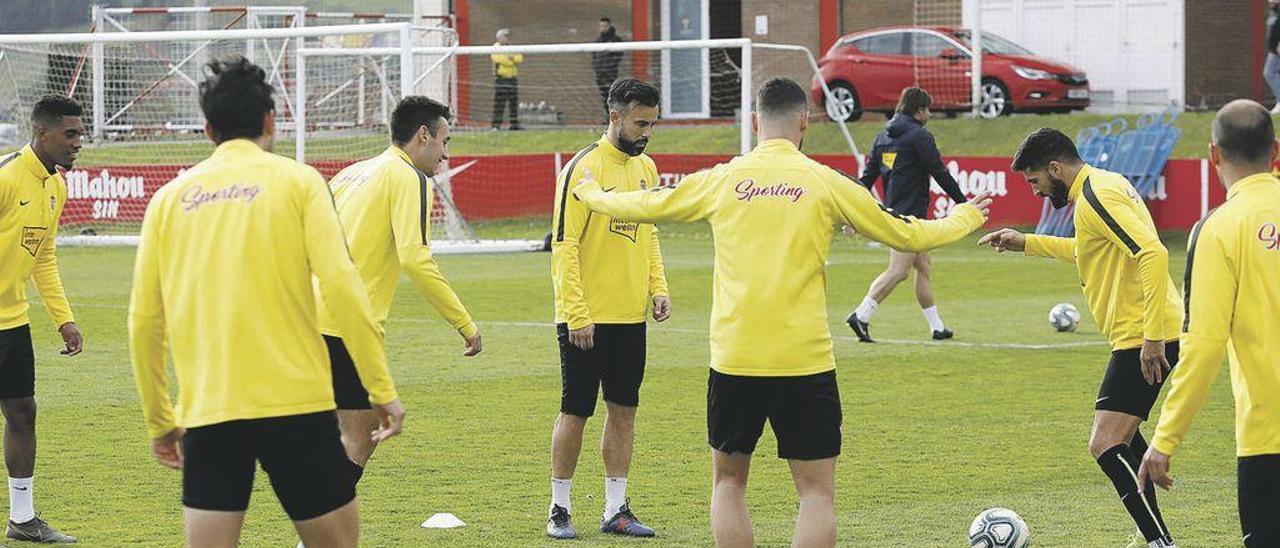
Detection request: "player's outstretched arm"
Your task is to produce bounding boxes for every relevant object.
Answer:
[979,226,1081,265]
[828,169,990,252]
[573,166,713,224]
[977,228,1027,253]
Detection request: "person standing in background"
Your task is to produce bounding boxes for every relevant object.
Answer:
[591,17,624,124]
[1266,0,1280,114]
[491,28,524,130]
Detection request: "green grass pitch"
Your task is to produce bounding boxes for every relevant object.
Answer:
[19,222,1240,547]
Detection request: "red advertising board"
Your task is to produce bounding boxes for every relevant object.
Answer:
[60,154,1223,230]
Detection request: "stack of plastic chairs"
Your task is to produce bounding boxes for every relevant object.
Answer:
[1033,107,1180,237]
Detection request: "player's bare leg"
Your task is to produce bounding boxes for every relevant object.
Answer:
[600,401,653,536]
[548,413,588,538]
[184,508,246,548]
[849,250,916,342]
[292,500,358,548]
[913,252,952,339]
[711,450,753,548]
[789,457,837,548]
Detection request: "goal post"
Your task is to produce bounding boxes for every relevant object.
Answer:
[1,20,863,251]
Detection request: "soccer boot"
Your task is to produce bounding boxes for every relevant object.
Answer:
[600,500,655,537]
[546,504,576,540]
[846,314,874,343]
[7,516,76,543]
[932,328,954,340]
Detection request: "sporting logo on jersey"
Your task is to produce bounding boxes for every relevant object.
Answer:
[180,184,263,212]
[1259,222,1279,250]
[734,179,806,204]
[882,152,897,169]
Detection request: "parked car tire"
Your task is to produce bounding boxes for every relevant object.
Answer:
[823,81,863,122]
[979,78,1012,119]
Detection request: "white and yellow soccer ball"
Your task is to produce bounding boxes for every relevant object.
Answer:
[1049,303,1081,333]
[968,507,1031,548]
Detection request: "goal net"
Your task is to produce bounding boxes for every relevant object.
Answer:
[912,0,984,117]
[1,11,859,250]
[296,38,861,234]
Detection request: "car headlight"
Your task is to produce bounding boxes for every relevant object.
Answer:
[1012,65,1055,80]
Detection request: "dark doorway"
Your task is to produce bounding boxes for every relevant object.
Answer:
[709,0,742,118]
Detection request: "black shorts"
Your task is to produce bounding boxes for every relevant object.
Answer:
[182,411,360,521]
[0,324,35,399]
[325,336,371,410]
[707,368,842,460]
[1239,453,1280,547]
[1095,341,1179,421]
[557,323,646,417]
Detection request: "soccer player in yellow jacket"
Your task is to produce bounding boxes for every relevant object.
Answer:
[317,96,480,476]
[1139,100,1280,548]
[491,28,524,130]
[573,78,992,548]
[979,128,1182,548]
[547,79,669,540]
[128,56,404,548]
[0,96,85,544]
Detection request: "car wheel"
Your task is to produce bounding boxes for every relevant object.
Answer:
[823,82,862,122]
[979,79,1011,119]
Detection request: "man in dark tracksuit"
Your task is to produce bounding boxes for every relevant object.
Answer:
[847,87,969,343]
[1265,0,1280,113]
[592,17,625,123]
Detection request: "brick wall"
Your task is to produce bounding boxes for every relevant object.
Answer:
[742,0,821,106]
[462,0,634,126]
[1184,0,1264,108]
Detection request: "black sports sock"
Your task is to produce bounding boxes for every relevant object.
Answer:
[1098,443,1172,544]
[1128,430,1173,543]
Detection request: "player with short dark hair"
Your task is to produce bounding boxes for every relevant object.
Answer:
[847,86,970,343]
[1140,99,1280,548]
[573,77,992,548]
[0,94,86,544]
[129,55,405,547]
[317,95,480,476]
[546,78,669,539]
[980,127,1182,548]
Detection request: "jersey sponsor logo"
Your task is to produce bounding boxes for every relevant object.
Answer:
[734,179,805,204]
[180,183,262,212]
[609,218,640,242]
[1259,222,1280,250]
[20,226,47,257]
[882,152,897,169]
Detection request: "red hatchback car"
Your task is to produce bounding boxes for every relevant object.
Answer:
[813,26,1090,120]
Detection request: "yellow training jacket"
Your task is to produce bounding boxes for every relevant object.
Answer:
[0,145,74,331]
[1024,165,1182,350]
[1152,173,1280,457]
[552,135,668,330]
[573,139,985,377]
[129,139,398,439]
[316,146,476,339]
[491,42,523,78]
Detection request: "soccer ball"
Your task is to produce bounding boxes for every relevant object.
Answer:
[968,507,1031,548]
[1048,303,1081,332]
